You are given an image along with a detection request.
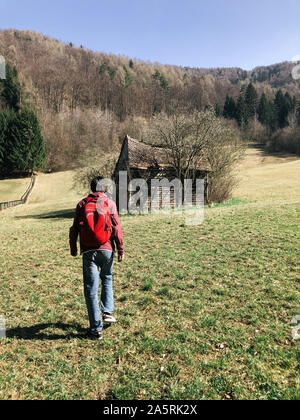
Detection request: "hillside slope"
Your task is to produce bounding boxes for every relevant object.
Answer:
[0,28,298,118]
[1,29,299,173]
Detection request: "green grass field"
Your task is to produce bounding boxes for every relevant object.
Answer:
[0,147,299,400]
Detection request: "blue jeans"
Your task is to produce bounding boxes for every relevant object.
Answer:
[83,250,114,333]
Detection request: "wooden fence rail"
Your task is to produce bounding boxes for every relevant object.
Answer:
[0,175,37,211]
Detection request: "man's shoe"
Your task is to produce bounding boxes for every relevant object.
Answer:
[91,331,103,340]
[103,313,117,323]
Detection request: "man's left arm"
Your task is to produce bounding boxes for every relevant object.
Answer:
[109,200,124,261]
[69,204,80,257]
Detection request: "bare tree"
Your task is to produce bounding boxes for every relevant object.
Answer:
[204,119,245,203]
[73,150,119,196]
[146,110,245,203]
[147,110,214,177]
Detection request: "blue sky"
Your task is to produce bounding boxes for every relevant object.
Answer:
[0,0,299,70]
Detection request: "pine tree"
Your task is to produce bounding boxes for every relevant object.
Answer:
[123,66,133,88]
[257,93,277,131]
[245,83,258,119]
[236,86,248,127]
[0,62,46,175]
[223,95,237,119]
[0,111,7,168]
[6,107,45,173]
[152,70,169,90]
[0,63,21,111]
[274,90,289,128]
[159,73,169,91]
[214,102,222,117]
[257,93,269,125]
[267,101,278,132]
[0,108,17,173]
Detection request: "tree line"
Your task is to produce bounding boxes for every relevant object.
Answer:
[222,82,300,154]
[223,82,299,131]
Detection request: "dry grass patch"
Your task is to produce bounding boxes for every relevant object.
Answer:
[0,177,32,202]
[233,145,300,203]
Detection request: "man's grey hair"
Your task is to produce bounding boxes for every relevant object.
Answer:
[91,176,106,193]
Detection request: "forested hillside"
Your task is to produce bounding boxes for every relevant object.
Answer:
[0,29,299,170]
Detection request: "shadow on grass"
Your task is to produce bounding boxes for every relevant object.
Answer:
[248,142,300,159]
[16,209,75,220]
[6,322,111,340]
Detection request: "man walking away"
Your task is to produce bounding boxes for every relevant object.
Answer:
[69,176,124,340]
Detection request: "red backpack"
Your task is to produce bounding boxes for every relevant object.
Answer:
[79,195,111,248]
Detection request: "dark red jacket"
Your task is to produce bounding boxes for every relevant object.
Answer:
[69,192,124,256]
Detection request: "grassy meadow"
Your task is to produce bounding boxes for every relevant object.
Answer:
[0,177,32,202]
[0,146,299,400]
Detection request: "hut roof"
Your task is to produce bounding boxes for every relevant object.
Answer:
[120,135,211,171]
[127,136,169,169]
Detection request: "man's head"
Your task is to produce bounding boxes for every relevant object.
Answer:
[91,176,107,193]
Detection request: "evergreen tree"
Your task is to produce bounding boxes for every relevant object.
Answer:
[152,70,169,90]
[257,93,269,125]
[0,63,21,111]
[214,102,222,117]
[99,63,116,79]
[6,107,45,172]
[0,108,17,173]
[236,86,249,127]
[107,66,116,79]
[159,73,169,91]
[223,95,237,119]
[152,70,160,81]
[257,93,277,131]
[274,90,289,129]
[267,101,279,132]
[0,111,7,168]
[123,66,133,88]
[0,63,46,175]
[245,83,258,119]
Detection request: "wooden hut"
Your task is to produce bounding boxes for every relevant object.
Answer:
[113,135,211,211]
